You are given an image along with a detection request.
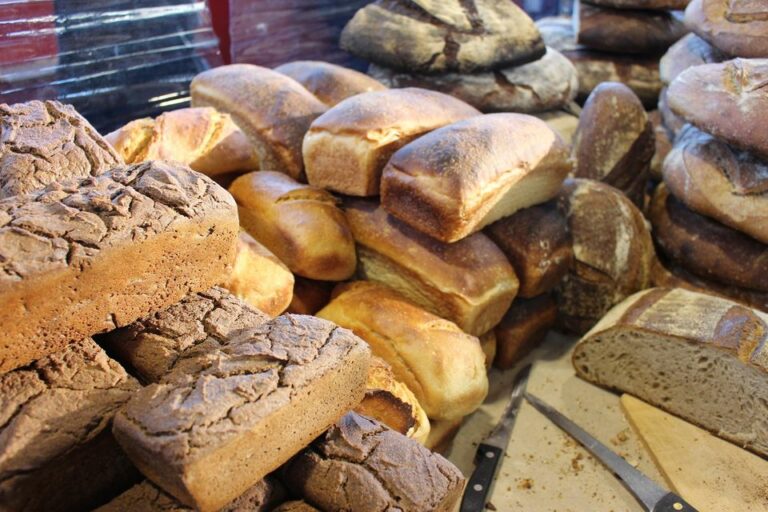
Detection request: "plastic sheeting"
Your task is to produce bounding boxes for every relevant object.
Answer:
[0,0,222,132]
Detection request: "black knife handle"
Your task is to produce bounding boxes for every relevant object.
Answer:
[460,444,504,512]
[653,492,699,512]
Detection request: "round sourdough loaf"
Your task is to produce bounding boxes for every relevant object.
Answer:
[659,33,727,85]
[658,86,686,136]
[667,59,768,159]
[685,0,768,58]
[555,179,655,334]
[274,60,386,107]
[571,82,654,207]
[340,0,545,74]
[368,47,578,113]
[663,124,768,243]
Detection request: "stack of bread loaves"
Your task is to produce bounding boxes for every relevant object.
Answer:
[338,0,579,117]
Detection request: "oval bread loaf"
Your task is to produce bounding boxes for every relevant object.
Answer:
[274,60,386,107]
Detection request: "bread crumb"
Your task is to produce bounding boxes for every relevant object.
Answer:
[610,429,630,446]
[517,478,535,490]
[571,452,585,474]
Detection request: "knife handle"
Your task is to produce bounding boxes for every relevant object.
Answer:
[460,443,503,512]
[653,493,699,512]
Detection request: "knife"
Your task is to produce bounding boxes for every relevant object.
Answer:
[460,364,531,512]
[525,393,699,512]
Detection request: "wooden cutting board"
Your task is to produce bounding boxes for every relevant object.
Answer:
[621,394,768,511]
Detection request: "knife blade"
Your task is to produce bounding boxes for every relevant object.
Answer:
[525,393,699,512]
[460,364,531,512]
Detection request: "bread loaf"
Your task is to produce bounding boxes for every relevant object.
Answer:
[273,502,320,512]
[105,108,259,177]
[667,59,768,159]
[663,124,768,243]
[112,314,371,512]
[573,287,768,458]
[303,88,479,197]
[685,0,768,58]
[0,100,122,198]
[572,82,653,206]
[576,2,688,55]
[345,200,518,336]
[480,330,497,369]
[425,417,464,454]
[287,277,334,315]
[317,281,488,420]
[98,287,269,384]
[535,110,580,144]
[659,33,726,85]
[649,110,672,181]
[340,0,545,73]
[494,295,558,370]
[190,64,327,180]
[0,338,140,512]
[649,185,768,292]
[658,86,686,136]
[356,356,431,445]
[95,478,284,512]
[381,113,571,243]
[0,161,239,374]
[485,200,573,298]
[223,232,294,316]
[555,179,655,334]
[229,171,356,281]
[367,47,578,113]
[281,412,465,512]
[585,0,689,8]
[274,60,386,106]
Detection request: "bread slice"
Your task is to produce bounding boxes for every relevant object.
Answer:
[112,314,370,512]
[573,287,768,458]
[0,161,239,374]
[274,60,386,107]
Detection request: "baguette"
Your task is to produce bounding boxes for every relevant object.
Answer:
[317,281,488,420]
[112,314,371,512]
[345,200,518,336]
[494,295,558,370]
[191,64,327,180]
[0,161,239,373]
[303,88,479,197]
[274,60,386,106]
[381,113,571,243]
[229,171,356,281]
[573,287,768,458]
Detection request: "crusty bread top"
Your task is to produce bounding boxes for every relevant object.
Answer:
[345,200,518,310]
[659,33,726,85]
[274,61,386,106]
[685,0,768,58]
[0,160,236,287]
[0,100,122,198]
[582,287,768,371]
[307,87,479,137]
[382,113,569,205]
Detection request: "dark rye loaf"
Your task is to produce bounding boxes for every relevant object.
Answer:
[573,287,768,458]
[0,161,239,374]
[0,100,122,198]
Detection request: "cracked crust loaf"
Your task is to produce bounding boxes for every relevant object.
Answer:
[112,314,371,512]
[98,287,269,384]
[0,160,239,374]
[302,88,479,197]
[282,412,465,512]
[0,338,140,512]
[0,100,122,198]
[318,281,488,421]
[685,0,768,58]
[274,61,387,107]
[381,113,571,243]
[95,478,284,512]
[649,185,768,292]
[367,47,578,113]
[340,0,544,74]
[223,232,294,317]
[345,200,518,336]
[662,124,768,243]
[190,64,327,180]
[555,179,655,334]
[486,200,573,298]
[667,59,768,159]
[659,33,726,85]
[573,287,768,458]
[105,108,260,177]
[229,171,356,281]
[571,82,654,207]
[494,294,558,370]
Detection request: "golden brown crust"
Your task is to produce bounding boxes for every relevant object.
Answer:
[191,64,327,180]
[494,294,558,370]
[274,61,386,106]
[345,199,518,335]
[229,171,356,281]
[381,113,571,243]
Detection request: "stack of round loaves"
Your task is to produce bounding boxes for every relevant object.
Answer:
[338,0,579,116]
